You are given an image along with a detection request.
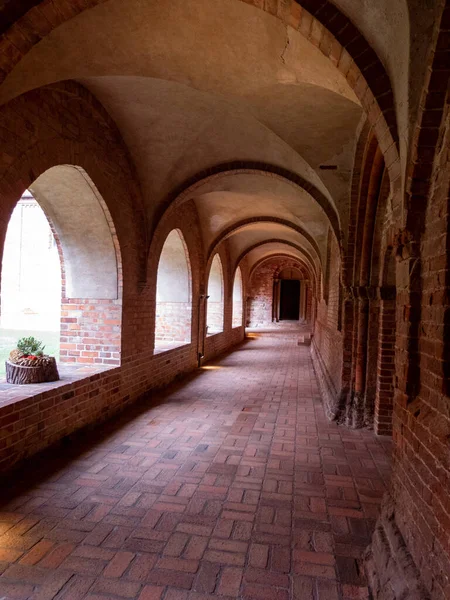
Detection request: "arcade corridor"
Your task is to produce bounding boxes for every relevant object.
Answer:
[0,333,391,599]
[0,0,448,597]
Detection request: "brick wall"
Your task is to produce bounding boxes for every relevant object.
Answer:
[313,233,343,404]
[155,302,191,343]
[374,285,396,436]
[60,298,122,366]
[366,14,450,597]
[389,108,450,599]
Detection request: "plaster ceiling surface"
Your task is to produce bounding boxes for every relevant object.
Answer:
[224,223,320,271]
[80,77,338,221]
[0,0,359,106]
[191,172,332,251]
[0,0,362,232]
[0,0,381,268]
[332,0,409,94]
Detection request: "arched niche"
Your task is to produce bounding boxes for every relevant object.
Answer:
[206,254,224,335]
[1,165,122,372]
[155,229,192,350]
[232,267,243,328]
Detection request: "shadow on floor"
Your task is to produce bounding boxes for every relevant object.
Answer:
[0,335,258,503]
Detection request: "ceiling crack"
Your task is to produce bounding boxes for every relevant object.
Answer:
[280,25,290,64]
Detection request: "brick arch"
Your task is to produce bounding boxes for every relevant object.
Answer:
[0,81,147,292]
[206,253,225,335]
[337,120,392,428]
[208,217,323,267]
[156,229,193,303]
[250,253,315,282]
[29,165,122,300]
[342,120,372,286]
[274,264,307,280]
[154,229,193,349]
[146,199,204,354]
[232,266,244,328]
[155,164,342,247]
[0,0,399,185]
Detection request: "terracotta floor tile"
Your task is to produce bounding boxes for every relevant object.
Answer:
[0,334,391,599]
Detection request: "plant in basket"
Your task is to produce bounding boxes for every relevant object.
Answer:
[6,336,59,384]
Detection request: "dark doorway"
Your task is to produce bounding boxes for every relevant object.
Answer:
[279,279,300,320]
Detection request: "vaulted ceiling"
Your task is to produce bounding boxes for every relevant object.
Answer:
[0,0,441,280]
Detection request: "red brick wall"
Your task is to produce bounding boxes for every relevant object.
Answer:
[374,282,396,436]
[390,108,450,599]
[60,298,121,366]
[313,233,343,398]
[367,15,450,595]
[155,302,191,343]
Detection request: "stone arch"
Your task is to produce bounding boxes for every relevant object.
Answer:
[206,254,224,335]
[154,229,192,350]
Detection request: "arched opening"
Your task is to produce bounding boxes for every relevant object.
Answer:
[276,267,305,322]
[155,229,192,352]
[0,165,122,379]
[247,257,311,329]
[232,267,243,328]
[206,254,224,335]
[0,192,61,376]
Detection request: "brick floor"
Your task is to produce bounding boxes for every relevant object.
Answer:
[0,333,391,599]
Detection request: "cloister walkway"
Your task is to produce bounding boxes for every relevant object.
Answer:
[0,333,391,600]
